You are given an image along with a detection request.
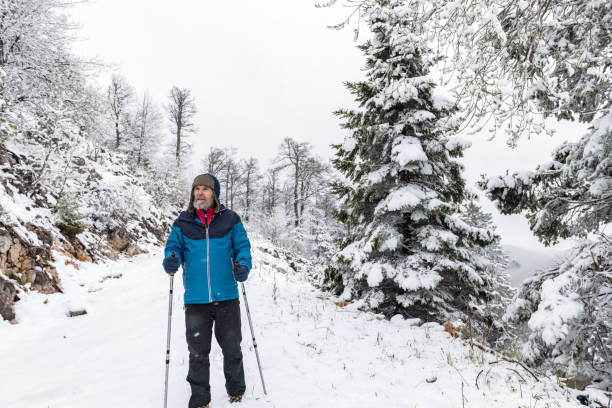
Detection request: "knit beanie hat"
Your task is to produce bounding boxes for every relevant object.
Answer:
[187,174,221,213]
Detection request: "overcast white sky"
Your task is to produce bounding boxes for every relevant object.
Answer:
[68,0,587,251]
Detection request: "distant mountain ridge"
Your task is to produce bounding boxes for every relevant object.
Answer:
[502,244,566,287]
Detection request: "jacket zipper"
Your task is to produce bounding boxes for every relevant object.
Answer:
[205,214,212,303]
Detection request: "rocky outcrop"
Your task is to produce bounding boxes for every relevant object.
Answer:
[109,227,131,251]
[0,227,60,292]
[0,225,62,321]
[0,275,17,321]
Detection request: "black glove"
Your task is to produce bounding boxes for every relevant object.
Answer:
[233,261,248,282]
[163,252,179,274]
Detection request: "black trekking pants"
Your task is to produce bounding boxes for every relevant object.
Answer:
[185,299,245,408]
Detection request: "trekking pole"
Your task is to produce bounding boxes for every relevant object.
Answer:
[163,252,177,408]
[240,282,268,395]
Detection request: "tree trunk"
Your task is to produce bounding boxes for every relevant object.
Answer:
[115,115,120,148]
[175,123,181,164]
[293,161,299,227]
[137,127,144,166]
[245,174,251,222]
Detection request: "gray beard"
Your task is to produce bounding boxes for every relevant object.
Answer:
[193,198,213,210]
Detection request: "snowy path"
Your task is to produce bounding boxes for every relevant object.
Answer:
[1,243,580,408]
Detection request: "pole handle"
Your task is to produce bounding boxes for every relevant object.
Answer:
[169,252,177,276]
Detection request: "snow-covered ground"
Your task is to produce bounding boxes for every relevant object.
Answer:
[0,238,584,408]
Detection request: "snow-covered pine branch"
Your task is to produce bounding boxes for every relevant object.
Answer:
[479,112,612,246]
[505,239,611,383]
[324,0,612,143]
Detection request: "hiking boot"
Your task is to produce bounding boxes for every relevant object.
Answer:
[228,394,243,403]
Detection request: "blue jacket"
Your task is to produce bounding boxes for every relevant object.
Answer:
[163,205,252,304]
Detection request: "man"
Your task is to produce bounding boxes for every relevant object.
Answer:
[162,173,252,408]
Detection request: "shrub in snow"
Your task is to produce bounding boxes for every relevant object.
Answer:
[0,101,15,145]
[249,206,293,248]
[0,70,16,145]
[325,0,505,333]
[52,195,87,238]
[289,203,342,261]
[86,182,146,231]
[505,240,611,384]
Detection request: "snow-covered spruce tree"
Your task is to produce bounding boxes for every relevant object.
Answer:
[52,195,87,238]
[325,0,500,328]
[460,197,515,339]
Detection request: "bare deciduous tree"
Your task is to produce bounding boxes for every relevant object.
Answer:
[166,86,197,165]
[107,74,134,149]
[263,166,281,215]
[276,137,313,226]
[223,149,242,210]
[201,147,227,176]
[241,157,259,222]
[298,156,328,219]
[133,92,162,167]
